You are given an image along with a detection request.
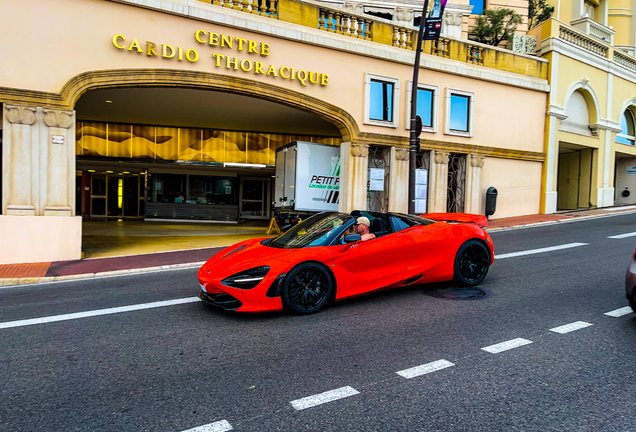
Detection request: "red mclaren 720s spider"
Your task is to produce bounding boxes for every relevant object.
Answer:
[197,210,494,314]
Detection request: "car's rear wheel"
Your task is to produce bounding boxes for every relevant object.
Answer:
[454,240,490,286]
[282,262,333,314]
[630,299,636,314]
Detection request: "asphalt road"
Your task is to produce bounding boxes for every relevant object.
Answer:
[1,213,636,432]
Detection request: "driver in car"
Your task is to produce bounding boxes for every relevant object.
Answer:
[354,217,376,242]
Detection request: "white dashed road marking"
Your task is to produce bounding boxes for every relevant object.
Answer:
[181,420,233,432]
[495,243,588,260]
[604,306,633,317]
[607,232,636,239]
[481,338,533,354]
[290,386,360,410]
[549,321,593,334]
[0,297,201,330]
[183,420,232,432]
[396,359,455,379]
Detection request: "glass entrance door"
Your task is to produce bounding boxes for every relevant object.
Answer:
[90,173,141,219]
[240,178,269,219]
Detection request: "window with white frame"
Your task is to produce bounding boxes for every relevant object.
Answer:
[365,73,400,128]
[445,88,474,137]
[617,109,636,145]
[406,82,438,133]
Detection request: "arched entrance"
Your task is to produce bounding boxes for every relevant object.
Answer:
[69,70,357,223]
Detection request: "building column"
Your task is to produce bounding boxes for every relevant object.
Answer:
[338,142,369,213]
[1,103,81,265]
[388,147,409,213]
[429,151,449,213]
[465,154,485,214]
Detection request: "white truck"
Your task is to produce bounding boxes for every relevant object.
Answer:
[274,141,341,226]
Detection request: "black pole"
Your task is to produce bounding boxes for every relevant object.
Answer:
[408,0,430,215]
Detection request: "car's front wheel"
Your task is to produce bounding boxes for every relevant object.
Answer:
[454,240,491,286]
[282,262,333,314]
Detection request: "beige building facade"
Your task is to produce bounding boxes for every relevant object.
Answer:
[0,0,548,264]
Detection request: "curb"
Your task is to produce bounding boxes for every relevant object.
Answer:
[0,261,206,289]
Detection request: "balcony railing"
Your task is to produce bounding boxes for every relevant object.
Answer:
[195,0,548,81]
[614,50,636,72]
[559,25,608,57]
[319,8,373,39]
[208,0,277,16]
[570,16,615,45]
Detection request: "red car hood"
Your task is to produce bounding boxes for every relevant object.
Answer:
[201,238,297,277]
[422,213,488,228]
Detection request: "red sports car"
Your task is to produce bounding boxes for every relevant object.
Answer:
[197,210,494,314]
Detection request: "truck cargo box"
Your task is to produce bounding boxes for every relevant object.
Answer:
[274,141,340,212]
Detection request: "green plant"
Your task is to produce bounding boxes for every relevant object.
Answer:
[528,0,555,29]
[469,8,523,46]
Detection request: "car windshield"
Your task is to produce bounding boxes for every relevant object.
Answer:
[268,212,353,249]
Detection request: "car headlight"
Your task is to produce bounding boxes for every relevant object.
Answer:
[221,266,270,289]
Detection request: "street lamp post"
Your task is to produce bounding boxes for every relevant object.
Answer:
[408,0,446,214]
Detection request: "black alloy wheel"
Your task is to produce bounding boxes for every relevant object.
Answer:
[454,240,490,286]
[282,263,333,314]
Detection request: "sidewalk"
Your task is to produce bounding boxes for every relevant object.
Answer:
[2,206,635,287]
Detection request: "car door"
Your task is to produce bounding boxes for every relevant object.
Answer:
[392,215,461,282]
[330,230,415,298]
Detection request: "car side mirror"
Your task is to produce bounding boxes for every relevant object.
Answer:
[344,234,362,243]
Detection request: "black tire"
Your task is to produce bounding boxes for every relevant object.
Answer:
[454,240,491,286]
[630,299,636,314]
[282,262,333,314]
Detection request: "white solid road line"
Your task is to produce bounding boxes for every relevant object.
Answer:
[181,420,233,432]
[549,321,593,334]
[495,243,588,260]
[396,359,455,379]
[0,297,201,330]
[481,338,533,354]
[290,386,360,410]
[604,306,634,317]
[607,232,636,239]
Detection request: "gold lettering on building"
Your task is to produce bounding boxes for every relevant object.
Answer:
[212,53,225,67]
[254,61,265,75]
[162,44,175,59]
[221,35,233,49]
[266,65,278,77]
[112,32,330,86]
[186,49,199,62]
[240,59,253,72]
[128,38,143,53]
[147,41,158,57]
[113,35,125,50]
[195,30,207,44]
[226,56,239,70]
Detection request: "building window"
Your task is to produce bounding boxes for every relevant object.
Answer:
[445,88,474,137]
[406,82,438,132]
[616,110,636,145]
[470,0,485,15]
[365,73,400,128]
